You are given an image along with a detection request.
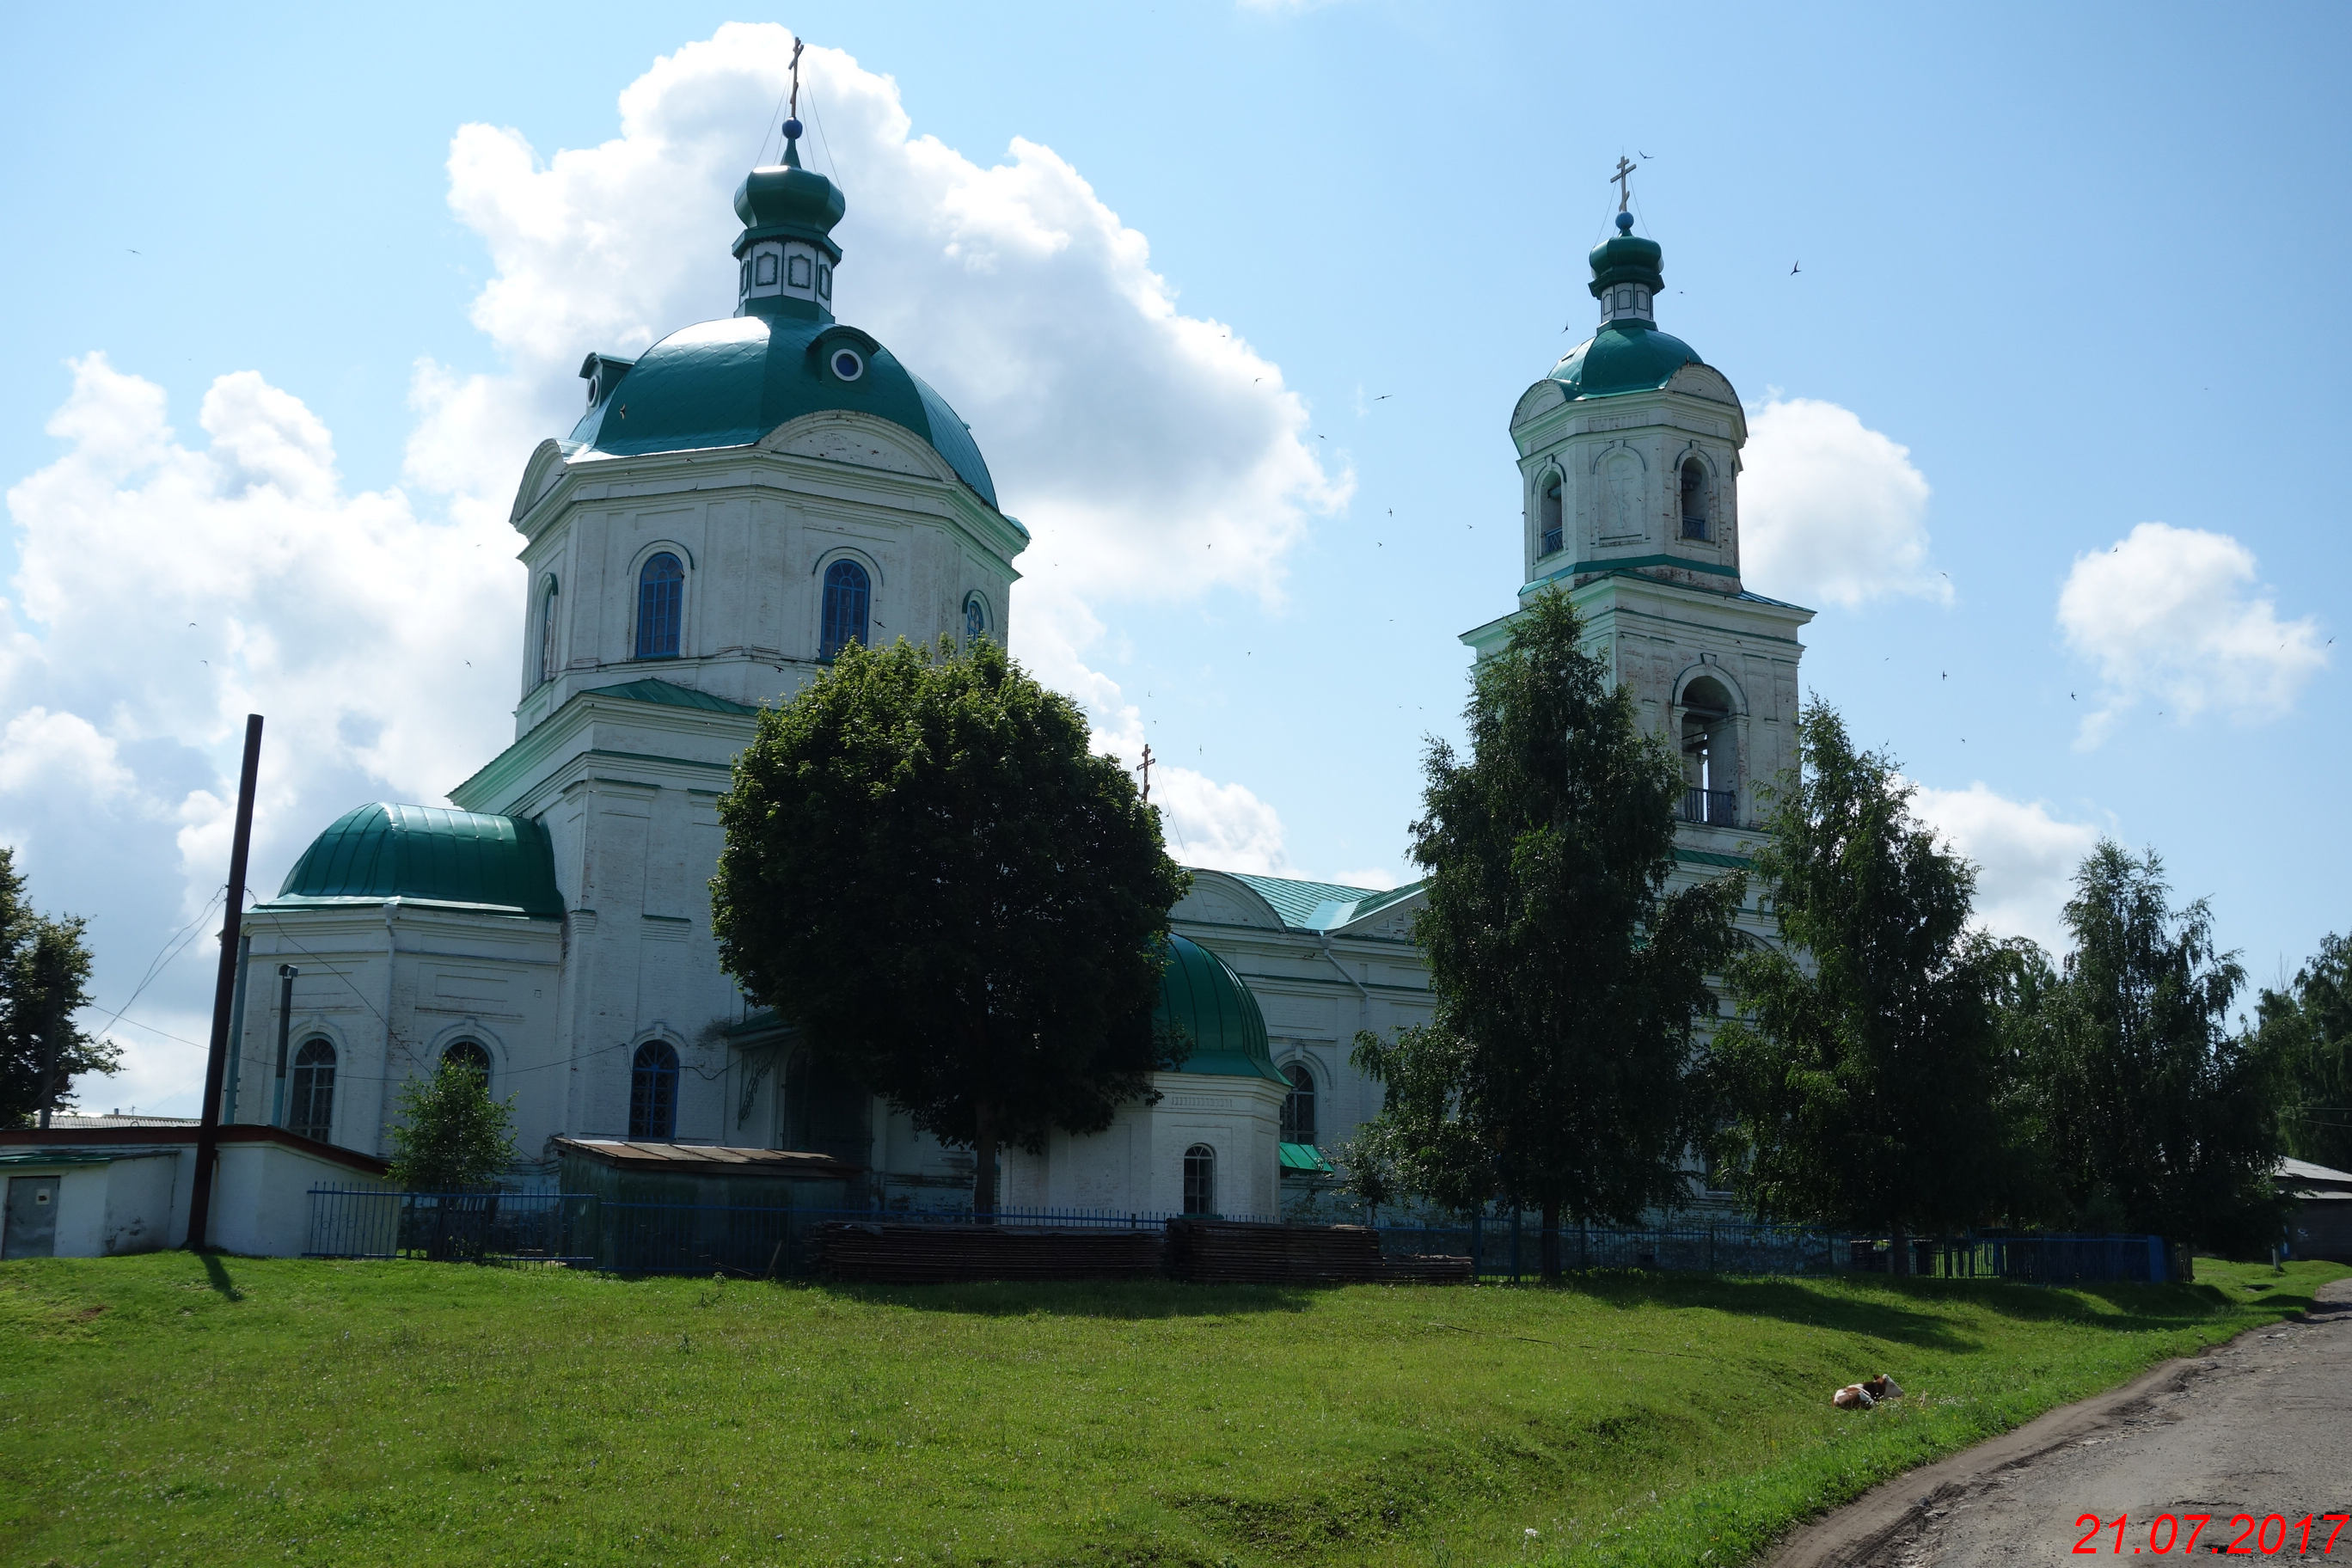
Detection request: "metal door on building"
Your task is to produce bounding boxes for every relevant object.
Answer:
[3,1175,61,1259]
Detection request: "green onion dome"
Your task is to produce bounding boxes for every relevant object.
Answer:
[1550,211,1706,400]
[1153,934,1285,1083]
[564,126,1001,509]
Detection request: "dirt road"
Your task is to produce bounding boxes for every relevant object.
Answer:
[1769,1277,2352,1566]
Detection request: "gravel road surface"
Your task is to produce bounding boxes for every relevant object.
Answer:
[1769,1277,2352,1566]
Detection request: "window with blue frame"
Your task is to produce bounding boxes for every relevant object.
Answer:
[629,1040,680,1141]
[636,553,684,658]
[819,559,871,660]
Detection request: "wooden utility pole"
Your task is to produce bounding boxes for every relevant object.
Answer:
[186,715,263,1252]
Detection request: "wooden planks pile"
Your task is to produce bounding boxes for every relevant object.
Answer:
[1165,1218,1470,1285]
[812,1222,1166,1284]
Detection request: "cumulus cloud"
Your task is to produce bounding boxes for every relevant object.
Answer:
[422,24,1349,594]
[2057,522,2326,746]
[1740,397,1946,609]
[1909,781,2099,951]
[4,26,1343,1108]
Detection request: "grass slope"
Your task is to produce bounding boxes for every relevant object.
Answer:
[1,1253,2340,1567]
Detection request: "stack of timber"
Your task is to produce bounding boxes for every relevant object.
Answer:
[1165,1218,1471,1285]
[812,1222,1166,1284]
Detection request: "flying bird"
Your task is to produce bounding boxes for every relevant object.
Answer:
[1638,150,1653,159]
[1374,394,1392,401]
[1790,261,1801,275]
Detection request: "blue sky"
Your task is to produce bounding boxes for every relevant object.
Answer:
[3,2,2346,1112]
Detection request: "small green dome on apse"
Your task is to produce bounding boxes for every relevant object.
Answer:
[264,804,567,918]
[1153,934,1285,1084]
[566,128,1000,509]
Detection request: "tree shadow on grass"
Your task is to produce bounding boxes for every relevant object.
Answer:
[1546,1271,1981,1350]
[1553,1268,2278,1343]
[802,1277,1322,1319]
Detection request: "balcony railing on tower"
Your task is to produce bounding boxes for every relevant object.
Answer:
[1681,787,1736,827]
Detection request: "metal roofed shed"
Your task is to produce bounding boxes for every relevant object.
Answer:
[2281,1156,2352,1261]
[552,1136,863,1209]
[261,803,567,918]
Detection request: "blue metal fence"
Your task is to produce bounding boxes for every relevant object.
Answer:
[305,1189,595,1265]
[307,1189,2169,1284]
[1380,1218,1841,1279]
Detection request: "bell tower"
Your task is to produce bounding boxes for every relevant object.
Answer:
[1463,192,1813,845]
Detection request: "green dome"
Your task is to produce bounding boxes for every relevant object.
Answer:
[1154,934,1284,1083]
[1587,230,1664,296]
[1549,322,1706,400]
[567,313,999,507]
[733,147,847,258]
[264,804,566,918]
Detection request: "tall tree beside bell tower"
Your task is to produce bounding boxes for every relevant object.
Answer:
[1464,201,1813,848]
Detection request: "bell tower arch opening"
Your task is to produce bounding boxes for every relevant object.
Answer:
[1677,673,1741,828]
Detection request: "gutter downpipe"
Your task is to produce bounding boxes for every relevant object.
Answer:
[219,932,252,1124]
[1314,930,1374,1032]
[268,965,299,1126]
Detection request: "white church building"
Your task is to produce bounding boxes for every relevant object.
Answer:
[222,139,1805,1221]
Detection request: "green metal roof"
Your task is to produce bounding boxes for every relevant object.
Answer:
[262,804,567,918]
[586,678,762,715]
[568,312,996,507]
[1155,934,1284,1083]
[1278,1142,1334,1174]
[1225,873,1424,932]
[1548,322,1706,400]
[732,141,846,259]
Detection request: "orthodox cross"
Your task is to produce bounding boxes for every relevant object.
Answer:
[788,39,804,123]
[1137,742,1155,804]
[1612,155,1636,211]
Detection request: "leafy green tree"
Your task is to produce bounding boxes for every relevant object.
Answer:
[1364,591,1740,1276]
[1707,705,2013,1261]
[711,636,1189,1217]
[2257,934,2352,1174]
[386,1059,518,1191]
[0,847,117,1130]
[2032,842,2284,1251]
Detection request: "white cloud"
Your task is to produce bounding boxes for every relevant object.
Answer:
[421,24,1350,597]
[3,27,1339,1111]
[2,353,522,1108]
[1909,781,2099,951]
[0,708,137,800]
[2057,522,2326,746]
[1739,396,1946,609]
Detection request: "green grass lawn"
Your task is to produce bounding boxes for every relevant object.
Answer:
[1,1253,2340,1568]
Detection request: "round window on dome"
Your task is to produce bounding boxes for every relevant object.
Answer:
[831,348,865,382]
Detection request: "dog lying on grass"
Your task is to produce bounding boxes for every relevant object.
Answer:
[1831,1373,1905,1410]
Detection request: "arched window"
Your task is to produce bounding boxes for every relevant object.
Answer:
[1539,473,1564,556]
[629,1040,680,1141]
[1679,675,1738,827]
[964,592,988,644]
[1680,458,1711,541]
[818,559,871,661]
[288,1038,336,1142]
[536,578,560,686]
[636,553,684,659]
[442,1039,492,1087]
[1182,1143,1217,1216]
[1280,1063,1317,1146]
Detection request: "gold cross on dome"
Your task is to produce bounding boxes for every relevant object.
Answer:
[1612,156,1636,211]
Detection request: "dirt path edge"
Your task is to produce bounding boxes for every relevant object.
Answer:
[1760,1317,2275,1568]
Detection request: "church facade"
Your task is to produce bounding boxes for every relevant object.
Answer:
[222,148,1805,1221]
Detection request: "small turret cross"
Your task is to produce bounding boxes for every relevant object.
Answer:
[788,40,804,121]
[1612,155,1636,211]
[1137,742,1155,805]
